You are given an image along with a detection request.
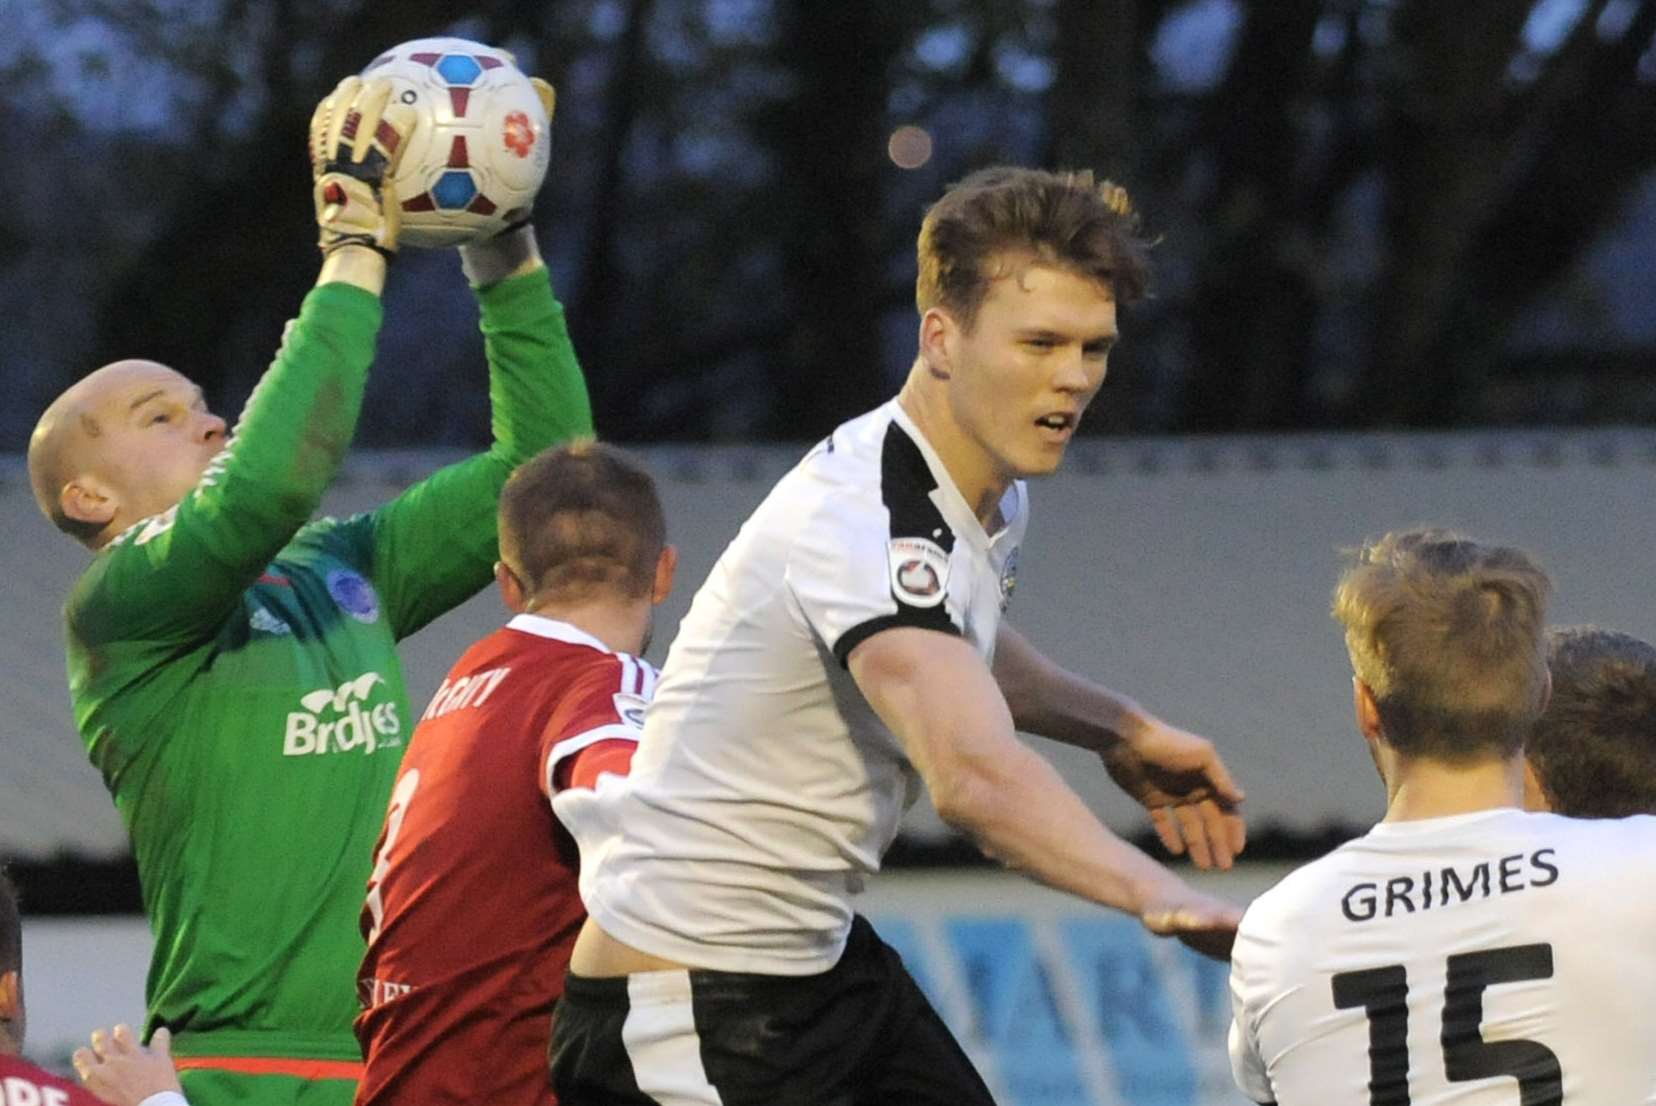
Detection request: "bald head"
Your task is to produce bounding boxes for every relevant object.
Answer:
[28,360,226,549]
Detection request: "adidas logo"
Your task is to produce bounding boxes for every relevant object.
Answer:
[251,608,292,635]
[283,671,401,756]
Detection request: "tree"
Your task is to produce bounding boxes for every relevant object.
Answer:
[12,0,1656,446]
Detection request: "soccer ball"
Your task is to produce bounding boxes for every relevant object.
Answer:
[360,37,552,248]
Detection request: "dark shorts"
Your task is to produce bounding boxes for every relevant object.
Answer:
[548,915,996,1106]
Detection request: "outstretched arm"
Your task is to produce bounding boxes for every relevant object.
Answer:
[851,627,1241,959]
[350,226,595,639]
[992,623,1247,868]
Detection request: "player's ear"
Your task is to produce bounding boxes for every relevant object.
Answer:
[495,560,528,613]
[0,969,19,1024]
[61,476,116,530]
[1352,676,1383,742]
[1521,758,1552,813]
[652,544,678,606]
[917,308,957,380]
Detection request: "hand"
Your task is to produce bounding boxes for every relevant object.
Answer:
[73,1024,183,1106]
[1102,716,1246,869]
[455,76,555,284]
[308,75,417,258]
[1139,886,1243,961]
[531,77,557,126]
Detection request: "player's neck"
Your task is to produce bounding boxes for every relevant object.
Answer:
[522,596,650,657]
[897,372,1012,528]
[1380,751,1526,823]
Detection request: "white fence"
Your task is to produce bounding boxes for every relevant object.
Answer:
[21,866,1291,1105]
[3,430,1655,857]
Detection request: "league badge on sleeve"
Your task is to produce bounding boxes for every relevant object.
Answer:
[327,569,382,624]
[612,692,648,730]
[888,537,950,608]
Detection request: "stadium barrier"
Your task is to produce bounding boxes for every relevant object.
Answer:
[22,866,1289,1104]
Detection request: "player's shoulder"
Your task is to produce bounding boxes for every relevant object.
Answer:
[755,403,900,539]
[1232,851,1370,989]
[788,403,898,494]
[1540,810,1656,853]
[499,614,655,686]
[789,401,961,532]
[64,507,182,615]
[1239,845,1361,937]
[809,400,903,463]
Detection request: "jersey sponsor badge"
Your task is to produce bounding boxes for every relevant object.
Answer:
[327,568,381,624]
[285,671,400,756]
[999,546,1020,612]
[613,691,648,730]
[888,537,950,608]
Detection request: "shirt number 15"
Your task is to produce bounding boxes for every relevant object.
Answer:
[1331,943,1560,1105]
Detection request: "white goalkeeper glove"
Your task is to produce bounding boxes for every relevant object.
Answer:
[458,77,555,286]
[309,76,417,258]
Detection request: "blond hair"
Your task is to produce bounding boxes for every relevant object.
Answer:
[1333,529,1550,761]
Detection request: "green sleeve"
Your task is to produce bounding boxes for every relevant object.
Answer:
[347,267,593,639]
[68,284,381,648]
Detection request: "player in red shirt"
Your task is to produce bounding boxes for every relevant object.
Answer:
[353,442,675,1106]
[1,871,185,1106]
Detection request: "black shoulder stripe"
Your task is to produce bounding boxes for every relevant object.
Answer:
[824,421,960,668]
[881,422,954,551]
[833,613,961,669]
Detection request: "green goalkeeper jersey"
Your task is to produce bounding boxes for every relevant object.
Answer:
[63,269,592,1064]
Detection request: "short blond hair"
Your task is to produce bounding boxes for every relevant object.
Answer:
[1333,529,1551,761]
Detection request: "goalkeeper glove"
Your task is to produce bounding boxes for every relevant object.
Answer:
[309,76,417,258]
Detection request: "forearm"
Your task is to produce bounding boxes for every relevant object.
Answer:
[357,253,590,635]
[225,283,377,510]
[993,624,1147,752]
[941,741,1184,916]
[857,628,1172,917]
[474,256,594,462]
[460,223,543,288]
[317,243,387,296]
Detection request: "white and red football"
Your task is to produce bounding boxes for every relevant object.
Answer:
[361,37,551,248]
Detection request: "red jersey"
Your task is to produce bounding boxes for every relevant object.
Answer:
[354,614,652,1106]
[0,1054,106,1105]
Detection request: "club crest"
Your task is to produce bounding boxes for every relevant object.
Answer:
[327,569,381,624]
[999,546,1020,611]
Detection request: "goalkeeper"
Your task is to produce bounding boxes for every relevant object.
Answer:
[25,74,589,1106]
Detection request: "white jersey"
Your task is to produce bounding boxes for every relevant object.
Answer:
[1229,808,1656,1105]
[555,400,1026,974]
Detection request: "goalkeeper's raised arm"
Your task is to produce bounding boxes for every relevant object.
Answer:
[27,75,414,635]
[336,73,596,641]
[23,61,595,1106]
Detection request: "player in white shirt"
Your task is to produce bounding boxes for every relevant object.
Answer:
[551,167,1249,1106]
[1523,626,1656,818]
[1229,530,1656,1106]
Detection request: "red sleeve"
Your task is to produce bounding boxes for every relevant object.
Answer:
[0,1055,109,1105]
[556,739,637,791]
[538,651,653,800]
